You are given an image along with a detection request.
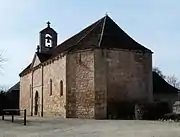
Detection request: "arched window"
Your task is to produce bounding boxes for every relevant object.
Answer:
[50,79,52,96]
[60,80,63,96]
[34,91,39,115]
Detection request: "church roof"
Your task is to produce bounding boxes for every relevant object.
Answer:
[153,71,180,94]
[19,53,51,76]
[19,63,31,76]
[49,15,152,57]
[20,15,152,76]
[36,52,52,62]
[7,82,20,93]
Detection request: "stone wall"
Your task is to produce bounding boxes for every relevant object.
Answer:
[94,49,107,119]
[173,101,180,114]
[20,48,152,119]
[104,49,153,103]
[32,66,42,116]
[66,50,95,118]
[20,72,32,116]
[20,55,66,117]
[92,49,152,118]
[42,56,66,117]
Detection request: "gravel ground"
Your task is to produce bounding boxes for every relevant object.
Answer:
[0,116,180,137]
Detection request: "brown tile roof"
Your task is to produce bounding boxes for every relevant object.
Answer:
[36,52,52,62]
[49,15,152,57]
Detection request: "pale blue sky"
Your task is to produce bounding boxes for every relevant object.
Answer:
[0,0,180,88]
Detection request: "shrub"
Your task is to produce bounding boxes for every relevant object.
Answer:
[107,102,135,119]
[135,102,170,120]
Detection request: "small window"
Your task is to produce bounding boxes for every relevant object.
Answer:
[76,53,81,64]
[50,79,52,96]
[60,80,63,96]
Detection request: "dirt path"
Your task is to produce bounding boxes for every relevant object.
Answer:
[0,117,180,137]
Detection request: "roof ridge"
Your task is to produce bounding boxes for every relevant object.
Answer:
[67,17,104,51]
[98,15,107,47]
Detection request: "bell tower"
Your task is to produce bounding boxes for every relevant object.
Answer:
[39,21,57,53]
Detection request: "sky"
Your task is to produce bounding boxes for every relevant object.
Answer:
[0,0,180,88]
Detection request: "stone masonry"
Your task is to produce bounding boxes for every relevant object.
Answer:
[20,48,152,119]
[66,50,95,118]
[20,55,66,117]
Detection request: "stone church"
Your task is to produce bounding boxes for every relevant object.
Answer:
[19,15,153,119]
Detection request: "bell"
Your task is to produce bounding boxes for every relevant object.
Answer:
[46,36,51,43]
[47,38,50,43]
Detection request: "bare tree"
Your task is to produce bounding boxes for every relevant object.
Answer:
[0,85,8,92]
[153,66,180,89]
[153,67,166,79]
[166,75,180,89]
[0,51,6,72]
